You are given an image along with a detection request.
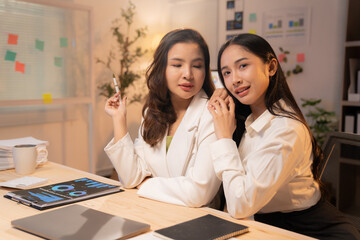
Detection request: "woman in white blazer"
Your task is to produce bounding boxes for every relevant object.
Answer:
[104,29,222,208]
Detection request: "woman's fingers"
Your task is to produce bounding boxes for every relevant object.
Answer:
[120,96,127,108]
[208,97,236,139]
[106,93,127,110]
[228,97,235,115]
[209,88,228,105]
[210,100,225,117]
[208,97,232,115]
[225,96,231,105]
[217,97,229,114]
[218,88,228,100]
[207,104,216,117]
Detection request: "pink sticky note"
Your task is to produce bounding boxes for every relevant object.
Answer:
[278,53,286,63]
[297,53,305,62]
[8,34,18,45]
[15,61,25,73]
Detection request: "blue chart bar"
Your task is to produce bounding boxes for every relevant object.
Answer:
[289,18,304,27]
[74,178,88,182]
[28,191,64,203]
[74,178,116,188]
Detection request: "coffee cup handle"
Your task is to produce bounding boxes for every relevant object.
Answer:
[36,147,48,165]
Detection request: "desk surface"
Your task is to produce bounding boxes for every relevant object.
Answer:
[0,162,315,240]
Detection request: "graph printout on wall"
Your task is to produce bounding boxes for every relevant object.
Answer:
[0,0,91,101]
[262,7,311,45]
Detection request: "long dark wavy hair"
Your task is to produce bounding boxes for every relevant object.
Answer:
[142,28,214,147]
[217,33,325,187]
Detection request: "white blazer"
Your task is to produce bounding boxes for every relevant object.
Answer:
[104,90,221,207]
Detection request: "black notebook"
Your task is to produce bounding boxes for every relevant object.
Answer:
[153,214,249,240]
[12,204,150,240]
[4,177,123,210]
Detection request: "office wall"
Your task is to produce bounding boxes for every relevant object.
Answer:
[72,0,348,174]
[217,0,347,119]
[1,0,348,175]
[167,0,219,70]
[72,0,173,175]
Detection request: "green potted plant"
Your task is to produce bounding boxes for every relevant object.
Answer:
[301,98,337,146]
[96,1,148,104]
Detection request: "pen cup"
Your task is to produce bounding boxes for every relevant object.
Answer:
[12,144,48,175]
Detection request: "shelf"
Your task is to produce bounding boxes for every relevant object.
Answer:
[340,158,360,166]
[345,41,360,47]
[341,101,360,107]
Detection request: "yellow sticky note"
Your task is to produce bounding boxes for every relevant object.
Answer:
[42,93,53,104]
[248,29,256,34]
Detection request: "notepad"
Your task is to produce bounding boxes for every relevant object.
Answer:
[12,204,150,240]
[0,176,48,189]
[153,214,249,240]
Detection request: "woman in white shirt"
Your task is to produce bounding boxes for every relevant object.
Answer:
[104,29,222,208]
[208,33,359,239]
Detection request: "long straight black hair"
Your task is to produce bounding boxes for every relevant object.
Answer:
[217,33,324,184]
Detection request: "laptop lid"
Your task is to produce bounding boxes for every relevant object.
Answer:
[11,204,150,240]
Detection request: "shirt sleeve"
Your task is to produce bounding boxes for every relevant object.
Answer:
[137,112,221,208]
[104,131,152,188]
[211,123,309,218]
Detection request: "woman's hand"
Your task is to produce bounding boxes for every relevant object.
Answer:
[105,93,128,142]
[105,93,127,117]
[209,88,230,106]
[208,97,236,139]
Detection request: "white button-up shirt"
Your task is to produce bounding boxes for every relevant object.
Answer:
[211,107,321,219]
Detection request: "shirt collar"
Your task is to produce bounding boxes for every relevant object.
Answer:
[245,109,275,133]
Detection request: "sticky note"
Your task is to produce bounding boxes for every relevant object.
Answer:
[278,53,286,63]
[5,50,16,61]
[42,93,53,104]
[54,57,63,67]
[297,53,305,62]
[15,61,25,73]
[8,34,18,45]
[35,39,44,51]
[60,37,68,47]
[248,29,256,34]
[249,13,257,22]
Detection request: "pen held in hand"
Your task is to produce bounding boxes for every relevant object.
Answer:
[112,73,122,104]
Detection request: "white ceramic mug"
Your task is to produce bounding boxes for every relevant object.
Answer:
[12,144,48,175]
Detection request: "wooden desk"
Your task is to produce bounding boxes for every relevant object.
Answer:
[0,162,315,240]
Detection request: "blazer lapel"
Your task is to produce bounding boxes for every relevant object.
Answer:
[166,90,208,177]
[143,135,170,177]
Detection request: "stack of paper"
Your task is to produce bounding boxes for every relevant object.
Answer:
[0,137,49,170]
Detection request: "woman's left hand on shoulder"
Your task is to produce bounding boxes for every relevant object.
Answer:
[209,88,230,106]
[208,97,236,139]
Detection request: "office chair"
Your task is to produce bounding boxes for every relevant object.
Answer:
[320,131,360,231]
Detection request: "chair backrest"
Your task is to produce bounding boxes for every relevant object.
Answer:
[320,131,360,180]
